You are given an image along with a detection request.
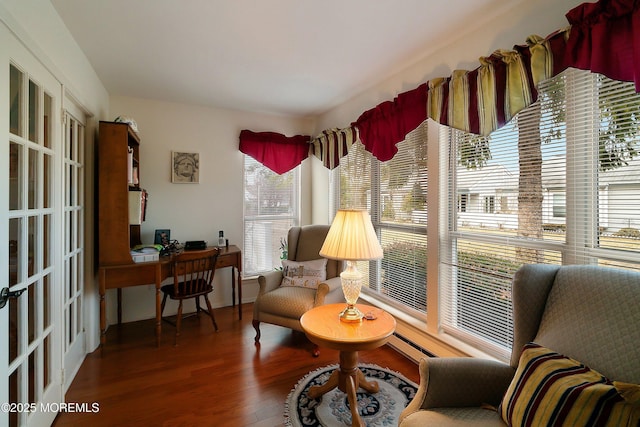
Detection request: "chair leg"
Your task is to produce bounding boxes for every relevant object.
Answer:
[203,295,218,331]
[252,319,261,343]
[195,296,202,314]
[175,300,183,346]
[161,293,168,316]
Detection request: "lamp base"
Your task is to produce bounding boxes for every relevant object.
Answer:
[340,304,364,323]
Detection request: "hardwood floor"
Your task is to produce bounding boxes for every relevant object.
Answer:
[53,303,419,427]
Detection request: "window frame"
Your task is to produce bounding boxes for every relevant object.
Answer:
[242,156,300,276]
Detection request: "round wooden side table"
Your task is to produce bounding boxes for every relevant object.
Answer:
[300,303,396,427]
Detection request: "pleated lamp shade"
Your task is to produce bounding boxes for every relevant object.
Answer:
[320,209,383,261]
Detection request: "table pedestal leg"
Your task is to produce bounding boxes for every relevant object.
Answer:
[307,350,379,427]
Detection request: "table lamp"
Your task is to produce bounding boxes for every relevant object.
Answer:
[319,209,383,322]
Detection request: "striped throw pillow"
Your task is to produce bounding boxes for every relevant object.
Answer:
[500,343,640,427]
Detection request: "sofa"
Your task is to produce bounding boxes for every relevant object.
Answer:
[399,264,640,426]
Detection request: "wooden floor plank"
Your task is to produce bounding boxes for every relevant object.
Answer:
[53,303,419,426]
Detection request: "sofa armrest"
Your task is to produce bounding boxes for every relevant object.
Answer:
[257,270,283,295]
[399,357,514,423]
[314,277,343,305]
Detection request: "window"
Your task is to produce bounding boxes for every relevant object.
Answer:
[333,123,428,314]
[483,196,495,214]
[552,193,566,218]
[458,194,468,212]
[442,68,640,360]
[243,156,299,276]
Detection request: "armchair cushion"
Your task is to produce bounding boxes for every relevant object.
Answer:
[500,343,640,427]
[256,286,318,319]
[281,258,327,289]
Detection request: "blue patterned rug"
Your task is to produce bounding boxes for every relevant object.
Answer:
[284,363,418,426]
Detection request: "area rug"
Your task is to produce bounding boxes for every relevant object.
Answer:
[284,363,418,426]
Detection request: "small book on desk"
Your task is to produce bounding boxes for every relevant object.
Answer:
[184,240,207,250]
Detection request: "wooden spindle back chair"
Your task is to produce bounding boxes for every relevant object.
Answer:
[161,247,220,344]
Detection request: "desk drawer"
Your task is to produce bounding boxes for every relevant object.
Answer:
[216,255,237,269]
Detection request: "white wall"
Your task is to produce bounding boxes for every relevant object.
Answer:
[107,95,315,323]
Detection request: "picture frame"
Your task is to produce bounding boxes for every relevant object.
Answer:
[154,229,171,246]
[171,151,200,183]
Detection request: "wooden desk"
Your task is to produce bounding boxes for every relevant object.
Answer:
[98,245,243,348]
[300,303,396,427]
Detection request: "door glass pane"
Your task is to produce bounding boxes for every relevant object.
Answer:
[43,274,51,329]
[9,295,19,364]
[9,64,22,136]
[44,153,52,208]
[43,213,51,268]
[9,217,21,286]
[28,351,35,403]
[28,281,35,344]
[68,301,74,346]
[28,80,39,143]
[68,118,75,161]
[9,142,22,211]
[28,148,39,209]
[9,367,19,427]
[28,215,37,277]
[44,92,52,148]
[68,164,75,206]
[44,334,51,389]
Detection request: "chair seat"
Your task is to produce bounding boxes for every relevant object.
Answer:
[161,281,212,299]
[257,286,317,319]
[401,407,503,427]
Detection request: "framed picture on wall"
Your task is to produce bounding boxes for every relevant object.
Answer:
[171,151,200,183]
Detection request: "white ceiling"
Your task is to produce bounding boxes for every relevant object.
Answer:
[52,0,520,118]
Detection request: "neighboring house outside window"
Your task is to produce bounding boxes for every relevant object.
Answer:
[243,156,299,276]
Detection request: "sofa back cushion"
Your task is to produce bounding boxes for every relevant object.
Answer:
[534,265,640,384]
[288,225,341,279]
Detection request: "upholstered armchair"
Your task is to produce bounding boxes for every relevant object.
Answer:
[399,264,640,426]
[252,225,344,356]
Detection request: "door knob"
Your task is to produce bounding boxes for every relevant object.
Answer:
[0,287,26,309]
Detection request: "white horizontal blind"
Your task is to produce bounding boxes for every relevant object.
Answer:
[334,139,373,288]
[376,124,428,313]
[243,156,299,275]
[442,68,640,360]
[335,123,428,314]
[565,69,640,270]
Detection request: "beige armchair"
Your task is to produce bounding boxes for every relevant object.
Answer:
[399,264,640,426]
[252,225,344,356]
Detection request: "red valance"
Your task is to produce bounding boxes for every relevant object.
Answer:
[353,83,427,162]
[239,130,310,174]
[565,0,640,91]
[240,0,640,169]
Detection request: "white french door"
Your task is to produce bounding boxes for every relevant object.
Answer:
[1,23,64,427]
[62,107,85,391]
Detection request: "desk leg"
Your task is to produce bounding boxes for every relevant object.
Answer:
[99,269,106,349]
[155,264,162,347]
[237,268,242,320]
[231,266,236,308]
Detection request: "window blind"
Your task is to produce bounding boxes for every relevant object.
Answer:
[334,123,428,314]
[442,67,640,360]
[243,156,299,276]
